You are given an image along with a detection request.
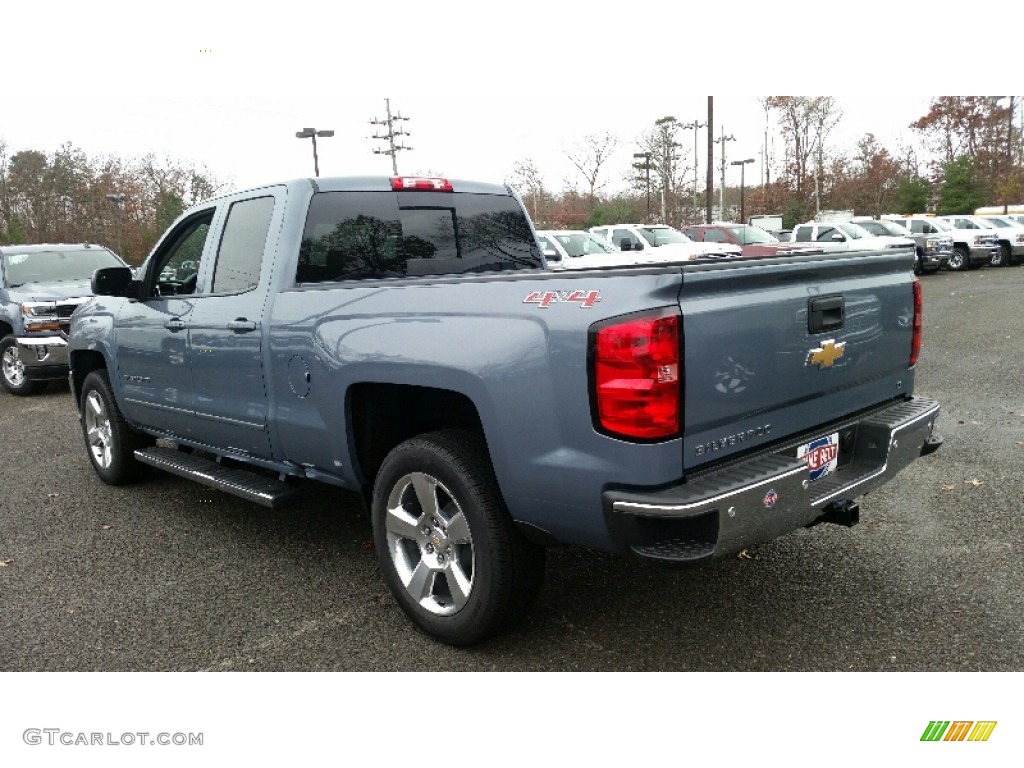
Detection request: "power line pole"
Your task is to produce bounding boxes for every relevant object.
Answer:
[369,98,412,174]
[706,97,713,224]
[714,126,735,220]
[633,152,652,221]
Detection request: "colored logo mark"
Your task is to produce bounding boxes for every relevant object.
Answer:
[921,721,997,742]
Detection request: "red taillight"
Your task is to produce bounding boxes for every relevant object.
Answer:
[910,278,923,367]
[592,312,681,440]
[390,176,453,192]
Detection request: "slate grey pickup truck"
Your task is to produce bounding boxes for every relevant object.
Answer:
[68,176,943,645]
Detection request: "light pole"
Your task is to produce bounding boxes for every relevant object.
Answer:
[295,127,334,177]
[730,159,755,223]
[105,193,125,257]
[633,152,652,221]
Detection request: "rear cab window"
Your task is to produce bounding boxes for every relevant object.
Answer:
[297,190,542,283]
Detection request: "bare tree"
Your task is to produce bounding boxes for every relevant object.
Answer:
[509,158,545,223]
[565,132,619,209]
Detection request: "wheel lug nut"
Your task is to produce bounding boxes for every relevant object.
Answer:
[422,526,431,536]
[426,544,434,554]
[431,517,440,526]
[437,554,445,565]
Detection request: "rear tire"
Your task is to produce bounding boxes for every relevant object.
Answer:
[80,369,152,485]
[371,429,545,646]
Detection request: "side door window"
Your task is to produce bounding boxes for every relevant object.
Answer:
[795,226,811,242]
[612,229,640,250]
[211,196,275,293]
[816,226,839,242]
[704,229,729,243]
[149,212,215,296]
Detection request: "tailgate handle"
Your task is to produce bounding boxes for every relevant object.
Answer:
[809,296,844,333]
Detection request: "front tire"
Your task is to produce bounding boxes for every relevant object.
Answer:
[80,369,151,484]
[993,243,1011,267]
[371,430,545,646]
[947,246,969,271]
[0,336,37,396]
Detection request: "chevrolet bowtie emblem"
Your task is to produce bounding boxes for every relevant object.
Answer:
[806,339,846,369]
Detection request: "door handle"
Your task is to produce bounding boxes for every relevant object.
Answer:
[164,318,186,332]
[227,319,257,333]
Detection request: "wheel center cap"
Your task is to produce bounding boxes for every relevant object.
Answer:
[431,528,448,550]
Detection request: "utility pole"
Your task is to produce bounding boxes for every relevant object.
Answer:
[633,152,652,221]
[682,119,706,220]
[706,97,713,224]
[370,98,412,174]
[1008,95,1015,215]
[105,193,125,258]
[714,126,735,220]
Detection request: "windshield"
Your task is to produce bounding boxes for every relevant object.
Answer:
[637,226,692,246]
[2,248,124,287]
[965,216,997,230]
[861,220,911,236]
[551,232,618,257]
[725,224,778,244]
[984,216,1024,228]
[837,222,872,239]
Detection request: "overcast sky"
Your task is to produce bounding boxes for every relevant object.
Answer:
[5,2,1018,200]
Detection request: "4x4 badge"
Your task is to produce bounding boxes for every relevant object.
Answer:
[806,339,846,369]
[523,290,601,308]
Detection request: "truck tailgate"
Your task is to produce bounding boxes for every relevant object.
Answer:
[678,251,917,471]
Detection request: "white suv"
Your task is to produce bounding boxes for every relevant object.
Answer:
[588,224,741,260]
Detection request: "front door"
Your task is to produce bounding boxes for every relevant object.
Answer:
[116,210,214,436]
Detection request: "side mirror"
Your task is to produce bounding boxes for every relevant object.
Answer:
[92,266,134,296]
[831,233,846,242]
[542,246,560,262]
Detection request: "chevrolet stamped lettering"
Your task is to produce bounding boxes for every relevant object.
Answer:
[695,424,773,456]
[66,174,942,646]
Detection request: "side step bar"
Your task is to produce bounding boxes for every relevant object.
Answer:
[134,446,300,508]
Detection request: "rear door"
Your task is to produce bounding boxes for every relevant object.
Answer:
[186,189,282,457]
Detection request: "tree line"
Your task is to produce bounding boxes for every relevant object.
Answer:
[0,141,222,265]
[511,96,1023,231]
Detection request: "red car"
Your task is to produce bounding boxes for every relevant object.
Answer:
[682,223,822,258]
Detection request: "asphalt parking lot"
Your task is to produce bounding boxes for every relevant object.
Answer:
[1,266,1022,671]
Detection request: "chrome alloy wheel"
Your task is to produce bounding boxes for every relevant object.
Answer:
[83,390,115,470]
[1,345,25,388]
[384,472,475,616]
